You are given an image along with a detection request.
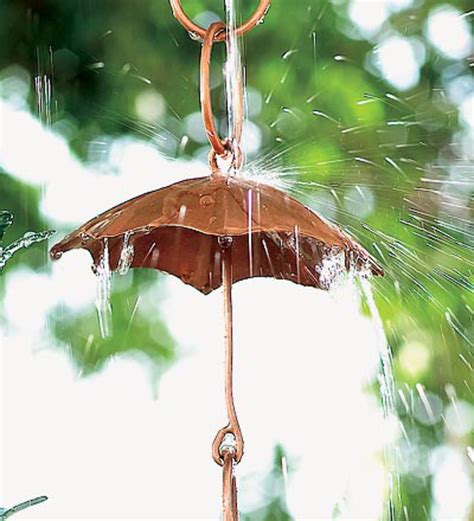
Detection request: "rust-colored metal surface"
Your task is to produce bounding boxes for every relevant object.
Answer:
[212,248,244,466]
[201,21,230,158]
[50,174,383,293]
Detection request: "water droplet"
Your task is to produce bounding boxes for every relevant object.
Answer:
[218,236,233,249]
[50,247,63,260]
[282,49,297,60]
[79,231,93,245]
[200,194,214,208]
[178,205,187,221]
[188,31,200,41]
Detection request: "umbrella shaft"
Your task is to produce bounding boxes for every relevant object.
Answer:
[223,248,236,429]
[218,247,242,520]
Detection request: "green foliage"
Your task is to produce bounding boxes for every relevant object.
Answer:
[242,445,293,521]
[52,270,175,376]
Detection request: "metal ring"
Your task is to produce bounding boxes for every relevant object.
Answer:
[201,22,245,171]
[201,22,228,157]
[208,144,243,176]
[212,422,244,466]
[170,0,271,42]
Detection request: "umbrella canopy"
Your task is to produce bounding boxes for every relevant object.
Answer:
[50,174,382,292]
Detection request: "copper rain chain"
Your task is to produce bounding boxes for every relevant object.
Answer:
[51,1,383,519]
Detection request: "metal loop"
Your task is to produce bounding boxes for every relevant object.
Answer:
[201,23,245,170]
[170,0,271,42]
[208,143,243,176]
[212,424,244,466]
[201,22,228,157]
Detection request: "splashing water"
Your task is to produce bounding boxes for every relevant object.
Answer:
[0,496,48,519]
[0,211,55,273]
[95,239,112,338]
[0,231,56,272]
[317,249,346,290]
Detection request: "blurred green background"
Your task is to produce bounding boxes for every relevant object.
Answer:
[1,0,473,519]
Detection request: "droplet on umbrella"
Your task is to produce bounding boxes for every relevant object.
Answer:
[50,248,63,260]
[218,236,233,249]
[200,194,215,207]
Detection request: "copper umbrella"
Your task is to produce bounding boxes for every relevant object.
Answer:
[50,174,382,293]
[51,6,382,520]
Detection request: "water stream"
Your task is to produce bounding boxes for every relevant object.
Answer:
[117,232,135,275]
[360,277,396,419]
[360,275,398,520]
[94,238,113,338]
[0,211,55,273]
[224,0,244,172]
